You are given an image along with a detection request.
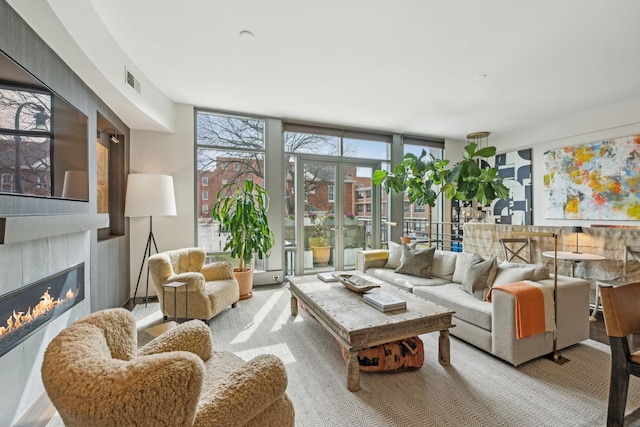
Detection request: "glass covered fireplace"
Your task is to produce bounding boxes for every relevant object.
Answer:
[0,264,84,357]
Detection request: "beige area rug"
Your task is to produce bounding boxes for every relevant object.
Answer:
[49,284,640,427]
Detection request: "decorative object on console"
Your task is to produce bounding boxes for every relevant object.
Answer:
[211,180,275,299]
[544,134,640,220]
[125,174,177,305]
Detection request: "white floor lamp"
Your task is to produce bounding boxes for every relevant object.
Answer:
[125,174,177,305]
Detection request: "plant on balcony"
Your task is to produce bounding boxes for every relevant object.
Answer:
[308,215,331,266]
[372,143,509,208]
[309,216,331,247]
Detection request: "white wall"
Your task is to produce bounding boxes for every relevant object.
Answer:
[491,98,640,227]
[129,103,195,297]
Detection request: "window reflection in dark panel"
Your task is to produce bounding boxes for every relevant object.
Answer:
[0,49,88,200]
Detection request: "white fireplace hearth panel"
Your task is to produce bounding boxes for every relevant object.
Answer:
[0,231,91,425]
[22,235,69,287]
[0,241,22,296]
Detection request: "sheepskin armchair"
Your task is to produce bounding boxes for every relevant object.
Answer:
[41,308,295,427]
[148,247,240,323]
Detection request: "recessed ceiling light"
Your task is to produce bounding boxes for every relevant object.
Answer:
[473,74,487,81]
[239,30,254,41]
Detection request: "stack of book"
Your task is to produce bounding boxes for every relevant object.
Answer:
[363,291,406,312]
[316,272,339,282]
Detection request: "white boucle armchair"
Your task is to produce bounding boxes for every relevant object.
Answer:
[148,247,239,323]
[41,308,295,427]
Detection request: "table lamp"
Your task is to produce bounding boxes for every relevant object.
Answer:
[572,226,583,254]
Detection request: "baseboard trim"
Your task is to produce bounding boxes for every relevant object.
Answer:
[12,392,56,427]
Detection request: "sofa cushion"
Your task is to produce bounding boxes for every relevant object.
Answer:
[431,251,457,280]
[462,257,497,300]
[364,268,448,293]
[500,261,549,281]
[413,283,493,331]
[384,241,403,269]
[395,246,436,278]
[492,266,535,286]
[452,252,482,283]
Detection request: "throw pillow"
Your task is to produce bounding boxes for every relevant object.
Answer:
[452,252,482,283]
[384,241,403,269]
[395,246,436,278]
[500,261,550,281]
[492,266,535,286]
[430,251,458,280]
[461,256,496,300]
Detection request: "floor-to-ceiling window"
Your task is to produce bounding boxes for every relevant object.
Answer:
[195,110,267,270]
[194,109,447,278]
[402,137,445,248]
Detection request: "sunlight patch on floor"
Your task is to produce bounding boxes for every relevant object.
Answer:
[132,302,163,329]
[271,293,300,332]
[231,289,285,344]
[232,342,296,364]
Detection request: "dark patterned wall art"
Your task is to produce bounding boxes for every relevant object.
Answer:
[481,149,532,225]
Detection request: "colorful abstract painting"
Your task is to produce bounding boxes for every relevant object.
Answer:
[543,135,640,220]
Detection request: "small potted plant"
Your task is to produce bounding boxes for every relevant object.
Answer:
[212,180,275,299]
[308,216,331,266]
[344,212,357,225]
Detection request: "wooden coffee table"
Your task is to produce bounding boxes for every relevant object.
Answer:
[288,274,455,391]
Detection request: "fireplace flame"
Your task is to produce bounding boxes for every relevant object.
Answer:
[0,287,77,339]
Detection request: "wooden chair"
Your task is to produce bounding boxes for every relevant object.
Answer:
[499,237,531,263]
[592,245,640,320]
[600,282,640,427]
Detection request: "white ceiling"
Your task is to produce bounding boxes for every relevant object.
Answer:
[11,0,640,140]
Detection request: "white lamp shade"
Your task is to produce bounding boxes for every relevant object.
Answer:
[61,170,88,199]
[124,174,177,217]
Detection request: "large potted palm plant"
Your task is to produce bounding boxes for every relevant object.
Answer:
[212,180,275,299]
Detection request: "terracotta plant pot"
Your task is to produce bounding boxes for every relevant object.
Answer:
[400,236,412,244]
[310,245,331,266]
[233,268,254,300]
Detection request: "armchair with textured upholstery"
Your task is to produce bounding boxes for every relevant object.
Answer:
[149,247,240,323]
[41,308,295,427]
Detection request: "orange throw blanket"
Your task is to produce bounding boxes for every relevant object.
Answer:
[487,281,546,339]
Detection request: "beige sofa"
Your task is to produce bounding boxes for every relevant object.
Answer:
[357,247,590,366]
[42,308,295,427]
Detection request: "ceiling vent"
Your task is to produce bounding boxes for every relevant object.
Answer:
[125,67,141,93]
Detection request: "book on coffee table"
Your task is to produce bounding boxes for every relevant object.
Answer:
[317,272,339,282]
[363,291,406,312]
